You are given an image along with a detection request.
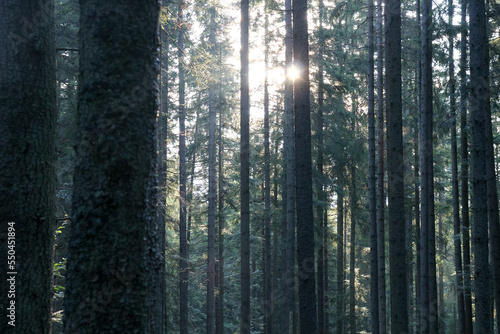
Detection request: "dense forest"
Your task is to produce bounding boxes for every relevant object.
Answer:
[0,0,500,333]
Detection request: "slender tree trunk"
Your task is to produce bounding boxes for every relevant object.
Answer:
[414,1,422,333]
[0,1,57,332]
[349,102,357,334]
[216,50,225,334]
[385,0,408,330]
[281,0,296,331]
[376,0,387,331]
[158,2,170,331]
[240,0,251,332]
[459,1,473,330]
[324,206,330,334]
[207,7,217,334]
[178,2,189,332]
[420,0,438,330]
[64,1,161,332]
[469,0,492,331]
[368,0,379,331]
[337,184,345,334]
[438,204,446,333]
[449,0,466,330]
[317,1,326,332]
[263,1,273,331]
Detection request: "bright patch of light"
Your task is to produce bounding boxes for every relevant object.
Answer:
[287,64,299,82]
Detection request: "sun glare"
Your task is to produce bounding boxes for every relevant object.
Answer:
[287,64,299,82]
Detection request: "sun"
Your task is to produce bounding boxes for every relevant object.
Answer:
[287,64,299,82]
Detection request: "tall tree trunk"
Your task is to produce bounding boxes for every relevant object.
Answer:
[293,0,317,331]
[317,0,326,332]
[438,203,446,333]
[420,0,438,330]
[216,51,225,334]
[484,8,500,329]
[281,0,296,331]
[368,0,379,331]
[158,2,170,331]
[207,7,217,334]
[469,0,492,331]
[64,1,161,332]
[0,1,57,332]
[449,0,466,330]
[178,2,189,332]
[385,0,408,330]
[240,0,251,332]
[263,1,273,331]
[349,102,357,334]
[414,1,422,333]
[337,184,345,334]
[459,0,473,330]
[324,206,330,334]
[376,0,387,331]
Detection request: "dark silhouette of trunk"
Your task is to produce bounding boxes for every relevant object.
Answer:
[317,1,326,332]
[385,0,408,330]
[484,7,500,329]
[178,2,189,332]
[64,1,161,332]
[469,0,492,333]
[459,0,473,330]
[376,0,387,331]
[281,0,296,331]
[414,1,422,333]
[337,183,345,334]
[368,0,379,331]
[240,0,251,332]
[0,1,57,332]
[324,207,330,334]
[449,0,466,330]
[158,2,170,331]
[216,51,225,334]
[349,102,357,334]
[420,0,438,330]
[207,7,217,334]
[293,0,317,331]
[469,0,492,331]
[263,2,273,331]
[438,203,446,333]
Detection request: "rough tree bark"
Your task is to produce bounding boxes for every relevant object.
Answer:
[0,1,57,333]
[385,0,408,330]
[64,1,162,332]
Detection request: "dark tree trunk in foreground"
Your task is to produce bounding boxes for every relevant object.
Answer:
[281,0,296,331]
[459,0,473,330]
[293,0,317,332]
[469,0,492,331]
[207,7,217,334]
[64,1,161,332]
[384,0,408,330]
[178,2,189,332]
[349,107,357,334]
[240,0,251,332]
[0,1,57,333]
